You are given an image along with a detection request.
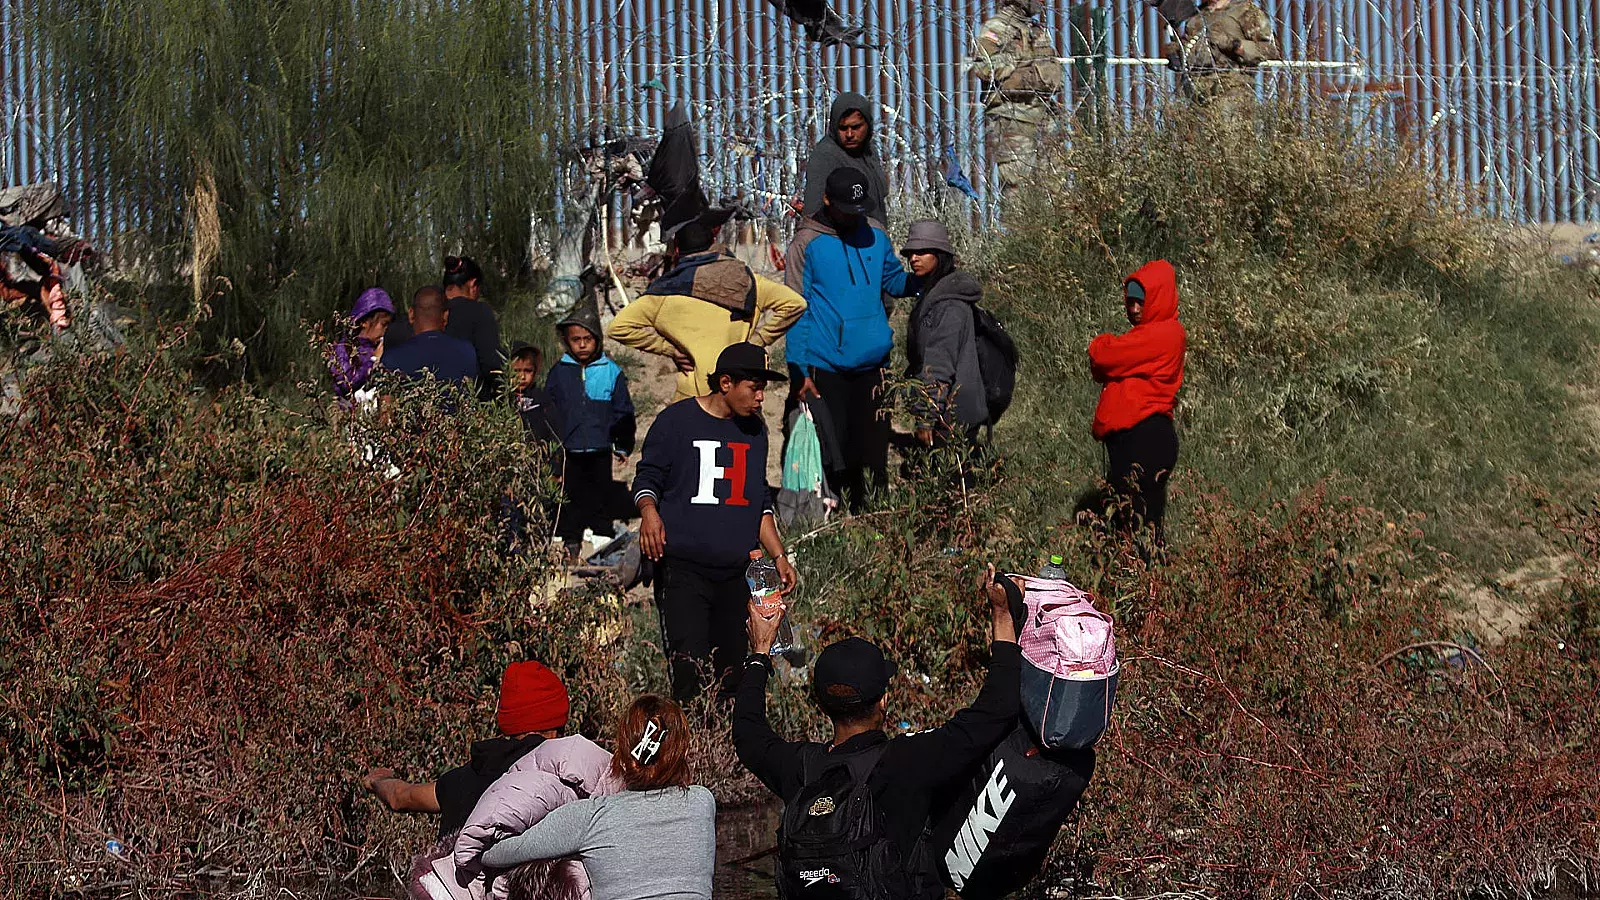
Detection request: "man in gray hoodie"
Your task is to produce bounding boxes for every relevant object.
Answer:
[801,91,891,222]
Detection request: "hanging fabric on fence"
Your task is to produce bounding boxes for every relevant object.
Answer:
[943,147,980,201]
[642,102,739,240]
[763,0,876,50]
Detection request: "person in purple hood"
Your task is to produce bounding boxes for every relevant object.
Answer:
[331,287,396,405]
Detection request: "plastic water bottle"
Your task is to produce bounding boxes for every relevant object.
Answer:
[746,550,796,656]
[1039,554,1069,580]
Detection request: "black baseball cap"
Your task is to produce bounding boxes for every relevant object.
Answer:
[824,167,872,215]
[711,342,787,386]
[813,637,898,711]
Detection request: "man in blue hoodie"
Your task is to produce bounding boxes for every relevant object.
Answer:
[784,167,919,512]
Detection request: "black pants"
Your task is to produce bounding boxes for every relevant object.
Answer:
[557,451,616,544]
[1103,413,1179,533]
[655,561,749,704]
[812,366,890,513]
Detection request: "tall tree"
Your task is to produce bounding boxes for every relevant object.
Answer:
[30,0,559,377]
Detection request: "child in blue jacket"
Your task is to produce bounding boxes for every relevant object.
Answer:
[547,301,636,555]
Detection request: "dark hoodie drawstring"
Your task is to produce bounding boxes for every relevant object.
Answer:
[828,230,861,285]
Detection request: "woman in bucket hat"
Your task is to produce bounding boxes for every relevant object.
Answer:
[901,220,989,446]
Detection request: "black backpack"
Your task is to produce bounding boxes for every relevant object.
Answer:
[969,304,1018,427]
[777,744,910,900]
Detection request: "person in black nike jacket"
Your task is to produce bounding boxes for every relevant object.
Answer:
[733,565,1021,899]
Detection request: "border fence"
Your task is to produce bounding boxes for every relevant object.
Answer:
[5,0,1598,250]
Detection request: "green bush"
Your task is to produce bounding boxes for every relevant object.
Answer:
[775,444,1597,898]
[6,94,1598,900]
[28,0,558,378]
[772,99,1600,897]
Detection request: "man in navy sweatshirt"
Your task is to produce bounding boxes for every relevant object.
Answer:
[633,342,798,704]
[381,286,478,392]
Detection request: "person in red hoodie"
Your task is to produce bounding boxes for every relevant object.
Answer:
[1088,260,1186,537]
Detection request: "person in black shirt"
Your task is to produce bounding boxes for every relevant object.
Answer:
[499,343,566,554]
[734,565,1021,898]
[443,255,504,401]
[387,256,503,400]
[361,660,571,837]
[633,342,797,703]
[380,286,478,390]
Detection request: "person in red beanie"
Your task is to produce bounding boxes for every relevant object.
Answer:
[362,660,571,837]
[1088,259,1186,539]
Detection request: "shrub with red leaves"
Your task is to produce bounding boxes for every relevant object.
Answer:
[0,330,633,896]
[1063,491,1600,898]
[789,464,1600,899]
[4,323,1597,900]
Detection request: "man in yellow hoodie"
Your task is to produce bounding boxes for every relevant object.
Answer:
[609,223,806,402]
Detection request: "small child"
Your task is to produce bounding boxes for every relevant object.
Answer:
[501,342,567,556]
[546,303,636,556]
[508,342,565,457]
[331,287,395,408]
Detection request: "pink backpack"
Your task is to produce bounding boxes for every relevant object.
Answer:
[1014,575,1119,749]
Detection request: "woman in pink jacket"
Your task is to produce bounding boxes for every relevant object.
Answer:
[480,696,715,900]
[414,733,622,900]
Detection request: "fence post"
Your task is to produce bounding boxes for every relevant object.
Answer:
[1069,4,1109,129]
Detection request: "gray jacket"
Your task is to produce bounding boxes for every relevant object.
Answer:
[481,786,716,900]
[905,270,988,429]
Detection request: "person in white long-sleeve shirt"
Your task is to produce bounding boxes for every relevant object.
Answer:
[481,695,715,900]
